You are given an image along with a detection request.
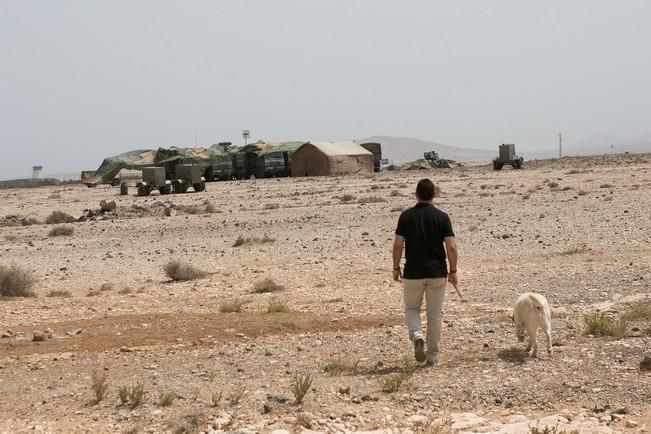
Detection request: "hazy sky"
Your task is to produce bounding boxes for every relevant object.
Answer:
[2,1,651,177]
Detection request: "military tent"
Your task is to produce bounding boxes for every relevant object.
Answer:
[291,142,374,177]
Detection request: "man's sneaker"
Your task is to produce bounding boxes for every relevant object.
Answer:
[413,338,426,362]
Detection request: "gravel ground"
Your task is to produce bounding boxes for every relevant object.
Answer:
[1,153,650,433]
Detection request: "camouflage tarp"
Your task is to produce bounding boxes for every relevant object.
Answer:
[401,158,461,170]
[84,147,220,185]
[84,141,305,185]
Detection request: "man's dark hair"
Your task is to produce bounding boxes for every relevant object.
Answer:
[416,178,436,201]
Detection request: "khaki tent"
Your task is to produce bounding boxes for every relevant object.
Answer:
[359,142,382,172]
[291,142,374,177]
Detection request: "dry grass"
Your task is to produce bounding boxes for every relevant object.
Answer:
[90,371,108,405]
[0,264,36,297]
[118,288,133,295]
[559,246,589,256]
[358,196,388,204]
[47,289,72,297]
[378,373,410,393]
[3,234,17,242]
[170,412,203,434]
[219,299,244,313]
[159,390,177,407]
[119,382,147,409]
[339,194,356,202]
[45,210,76,224]
[87,289,101,297]
[291,373,313,404]
[253,278,286,293]
[620,301,651,322]
[584,312,626,337]
[100,283,114,291]
[210,391,223,407]
[548,182,559,189]
[232,235,275,247]
[227,386,246,406]
[163,260,208,281]
[48,225,74,237]
[599,183,614,188]
[266,297,290,313]
[323,357,360,376]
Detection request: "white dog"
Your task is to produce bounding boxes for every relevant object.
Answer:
[513,292,552,357]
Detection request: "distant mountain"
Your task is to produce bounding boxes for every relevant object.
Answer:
[356,136,496,164]
[568,134,651,155]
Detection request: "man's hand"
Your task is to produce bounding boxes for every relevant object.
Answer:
[448,271,458,286]
[393,268,403,282]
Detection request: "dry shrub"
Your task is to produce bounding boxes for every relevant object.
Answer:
[358,196,388,204]
[264,203,280,210]
[90,371,108,405]
[47,290,71,297]
[323,357,360,376]
[561,186,573,191]
[266,297,290,313]
[378,373,410,393]
[548,182,559,189]
[170,412,203,434]
[232,235,275,247]
[159,390,177,407]
[119,382,147,409]
[219,299,244,313]
[253,278,286,293]
[118,287,133,295]
[339,194,356,202]
[4,234,17,242]
[163,260,207,281]
[577,190,588,196]
[0,264,36,297]
[45,211,76,224]
[600,183,614,188]
[100,283,114,291]
[48,225,74,237]
[87,289,101,297]
[584,312,626,337]
[620,301,651,322]
[291,373,313,404]
[560,246,589,255]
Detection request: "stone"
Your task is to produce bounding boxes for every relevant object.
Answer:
[32,333,47,342]
[450,413,489,430]
[407,415,429,425]
[100,200,116,213]
[640,355,651,371]
[625,420,638,428]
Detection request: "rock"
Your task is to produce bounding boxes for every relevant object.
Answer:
[507,415,529,424]
[267,394,289,404]
[407,415,429,425]
[99,200,116,213]
[559,409,574,421]
[450,413,489,430]
[164,207,176,217]
[625,420,638,428]
[213,416,231,429]
[640,355,651,371]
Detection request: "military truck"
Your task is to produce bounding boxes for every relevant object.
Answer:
[172,164,206,193]
[136,167,173,196]
[493,144,524,170]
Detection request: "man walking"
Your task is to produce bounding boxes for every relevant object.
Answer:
[392,178,458,366]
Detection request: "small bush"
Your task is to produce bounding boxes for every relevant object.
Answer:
[48,225,74,237]
[47,290,71,297]
[584,312,626,337]
[357,196,388,204]
[577,190,588,196]
[119,382,147,409]
[253,278,285,293]
[171,413,203,434]
[323,357,360,376]
[340,194,355,202]
[378,373,410,393]
[87,289,101,297]
[548,182,559,189]
[232,235,275,247]
[291,373,313,404]
[90,371,108,404]
[219,299,243,313]
[45,211,76,224]
[100,283,114,291]
[264,203,280,210]
[228,386,246,406]
[4,234,17,242]
[266,297,290,313]
[599,183,614,188]
[210,391,223,407]
[163,260,208,281]
[118,287,133,295]
[0,264,36,297]
[620,301,651,322]
[159,390,177,407]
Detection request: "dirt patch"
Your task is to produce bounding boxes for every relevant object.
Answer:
[0,312,399,358]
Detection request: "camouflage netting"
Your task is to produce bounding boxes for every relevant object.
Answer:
[84,141,304,185]
[401,158,462,170]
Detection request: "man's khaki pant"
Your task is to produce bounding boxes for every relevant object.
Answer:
[403,277,447,362]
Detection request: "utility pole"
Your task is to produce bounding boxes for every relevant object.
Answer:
[558,133,562,158]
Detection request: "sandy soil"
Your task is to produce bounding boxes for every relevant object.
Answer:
[1,153,650,434]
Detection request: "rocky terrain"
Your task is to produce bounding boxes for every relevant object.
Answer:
[1,153,650,434]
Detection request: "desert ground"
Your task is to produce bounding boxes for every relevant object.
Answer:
[1,154,650,434]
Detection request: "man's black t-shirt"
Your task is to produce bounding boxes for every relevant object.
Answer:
[395,203,454,279]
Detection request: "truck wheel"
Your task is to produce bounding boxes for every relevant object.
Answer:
[159,185,170,195]
[493,161,503,171]
[137,185,147,197]
[193,182,205,192]
[111,178,121,187]
[120,182,128,196]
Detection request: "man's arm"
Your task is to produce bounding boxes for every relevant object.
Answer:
[392,235,404,282]
[444,236,458,285]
